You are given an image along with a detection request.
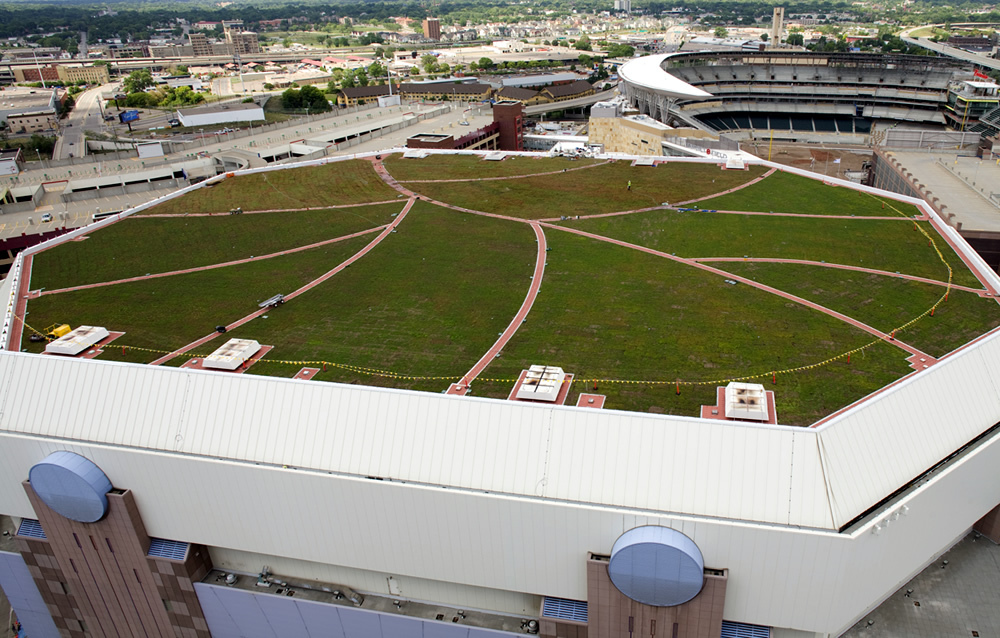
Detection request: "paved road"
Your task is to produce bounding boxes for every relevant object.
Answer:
[53,82,118,160]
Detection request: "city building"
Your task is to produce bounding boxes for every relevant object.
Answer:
[947,35,996,52]
[5,109,57,133]
[188,33,213,57]
[589,104,672,155]
[944,79,1000,130]
[0,88,58,127]
[423,18,442,41]
[337,85,398,107]
[108,43,150,58]
[501,73,586,89]
[399,82,493,101]
[540,80,595,102]
[57,64,110,85]
[492,100,525,150]
[0,47,64,61]
[613,0,632,13]
[496,87,547,106]
[224,23,261,56]
[175,102,265,127]
[12,63,110,86]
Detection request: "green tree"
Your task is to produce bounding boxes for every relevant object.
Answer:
[787,33,805,46]
[575,35,593,51]
[59,94,75,115]
[606,43,635,57]
[421,54,438,73]
[369,61,387,80]
[478,57,494,69]
[122,68,154,94]
[282,87,303,109]
[714,26,729,38]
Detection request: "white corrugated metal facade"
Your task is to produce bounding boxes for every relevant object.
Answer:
[3,153,1000,636]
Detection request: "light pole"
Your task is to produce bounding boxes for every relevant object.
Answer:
[199,128,206,149]
[35,148,46,170]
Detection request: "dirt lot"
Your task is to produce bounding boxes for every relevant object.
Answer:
[742,141,874,176]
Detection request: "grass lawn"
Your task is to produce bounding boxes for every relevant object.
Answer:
[407,162,768,219]
[717,262,1000,358]
[561,210,983,288]
[30,203,404,291]
[695,170,922,218]
[22,155,1000,423]
[468,229,913,425]
[141,160,400,215]
[384,153,601,181]
[226,201,537,389]
[21,237,373,362]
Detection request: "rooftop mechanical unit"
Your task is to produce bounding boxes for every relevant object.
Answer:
[724,382,768,421]
[516,365,567,402]
[45,326,109,356]
[203,338,261,371]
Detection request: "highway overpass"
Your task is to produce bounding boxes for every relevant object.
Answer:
[525,86,620,116]
[900,25,1000,72]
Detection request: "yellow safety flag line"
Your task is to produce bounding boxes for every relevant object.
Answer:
[15,193,955,388]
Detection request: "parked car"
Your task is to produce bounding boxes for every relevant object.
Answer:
[40,213,52,223]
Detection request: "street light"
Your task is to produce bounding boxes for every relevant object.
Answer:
[35,148,45,170]
[199,128,206,149]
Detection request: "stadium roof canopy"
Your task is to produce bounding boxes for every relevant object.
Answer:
[618,54,713,100]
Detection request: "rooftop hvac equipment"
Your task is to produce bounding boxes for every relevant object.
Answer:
[516,365,566,402]
[724,382,768,421]
[45,326,110,356]
[203,338,261,371]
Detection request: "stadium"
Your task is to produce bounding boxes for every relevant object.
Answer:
[620,51,976,138]
[2,149,1000,638]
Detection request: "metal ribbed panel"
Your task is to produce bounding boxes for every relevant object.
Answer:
[16,518,46,539]
[147,538,189,560]
[721,620,771,638]
[720,620,771,637]
[541,597,588,623]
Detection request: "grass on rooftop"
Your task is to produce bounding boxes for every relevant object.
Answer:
[226,201,537,390]
[383,153,601,181]
[469,229,914,425]
[21,237,373,362]
[560,210,983,288]
[23,155,1000,423]
[717,262,1000,359]
[405,161,768,219]
[31,203,404,291]
[140,159,400,216]
[694,170,922,218]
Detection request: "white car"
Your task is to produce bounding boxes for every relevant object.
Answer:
[40,213,53,223]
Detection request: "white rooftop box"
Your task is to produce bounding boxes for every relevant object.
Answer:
[203,338,261,371]
[516,365,566,402]
[724,382,769,421]
[45,326,109,356]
